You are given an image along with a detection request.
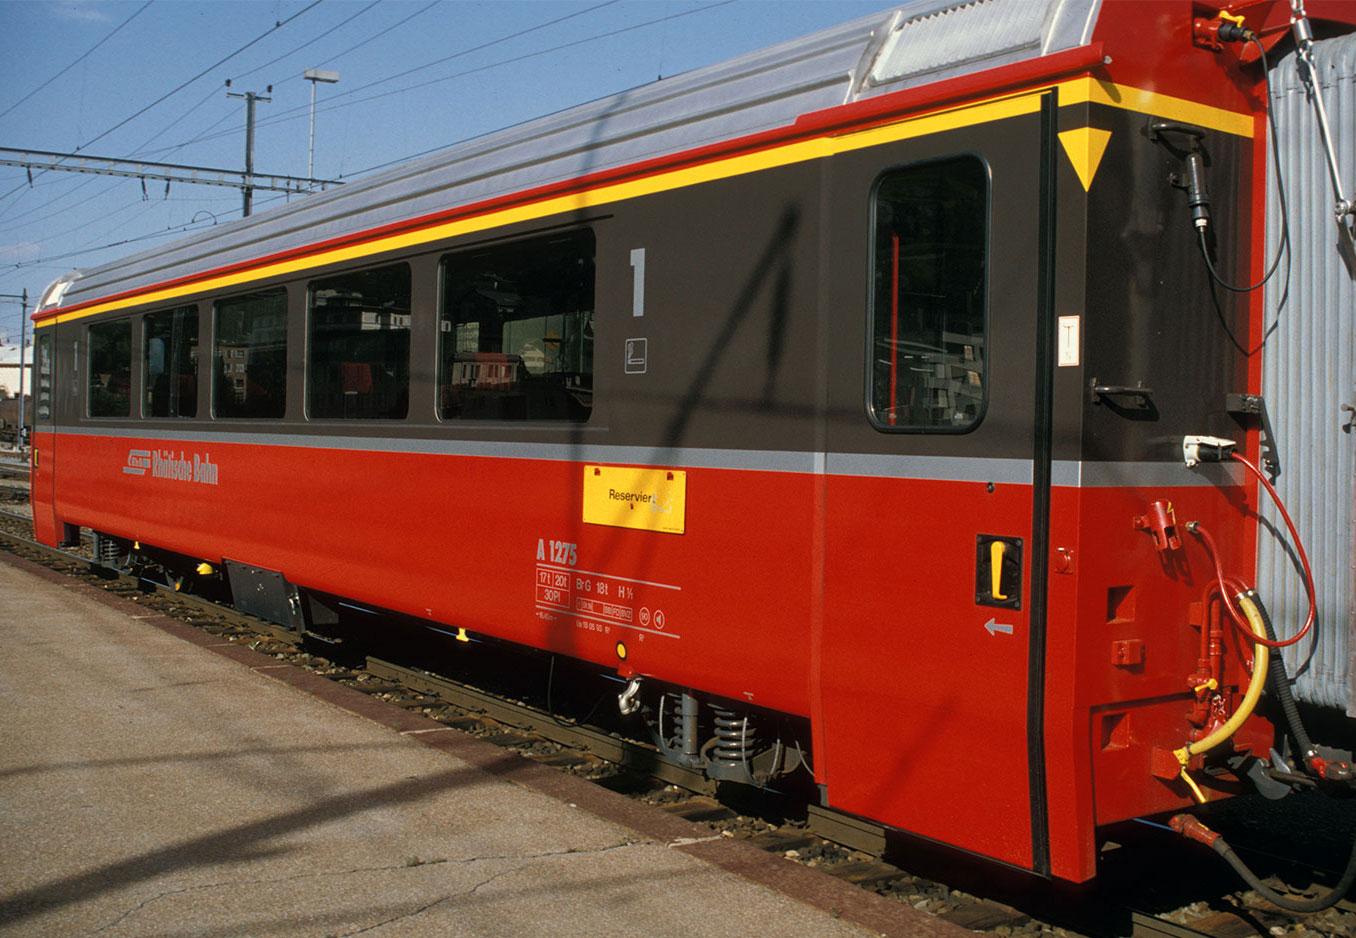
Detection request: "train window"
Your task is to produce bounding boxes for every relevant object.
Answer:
[307,264,411,419]
[36,333,52,421]
[213,288,287,419]
[88,319,132,417]
[144,305,198,418]
[437,228,594,421]
[868,156,988,431]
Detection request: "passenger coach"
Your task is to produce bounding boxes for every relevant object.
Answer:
[29,0,1356,890]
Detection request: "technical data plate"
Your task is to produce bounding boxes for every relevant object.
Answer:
[223,559,302,630]
[582,465,686,534]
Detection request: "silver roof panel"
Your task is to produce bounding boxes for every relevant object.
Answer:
[47,0,1099,311]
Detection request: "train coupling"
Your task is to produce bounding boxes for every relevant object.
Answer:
[1305,750,1356,783]
[618,677,642,716]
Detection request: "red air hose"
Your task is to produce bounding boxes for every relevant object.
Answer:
[1188,452,1316,649]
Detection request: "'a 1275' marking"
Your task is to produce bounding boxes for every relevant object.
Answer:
[537,538,577,566]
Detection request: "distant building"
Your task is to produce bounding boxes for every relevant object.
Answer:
[0,343,32,399]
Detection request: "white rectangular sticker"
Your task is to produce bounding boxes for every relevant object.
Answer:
[1057,315,1081,367]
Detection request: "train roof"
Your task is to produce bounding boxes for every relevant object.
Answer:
[39,0,1102,314]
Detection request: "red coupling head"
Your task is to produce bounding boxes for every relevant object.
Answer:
[1134,499,1182,553]
[1169,813,1221,848]
[1307,754,1356,783]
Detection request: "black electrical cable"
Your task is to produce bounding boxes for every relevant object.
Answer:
[1246,589,1321,764]
[1179,589,1356,912]
[1211,832,1356,913]
[1198,36,1292,295]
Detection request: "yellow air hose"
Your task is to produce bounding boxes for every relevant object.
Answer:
[1173,592,1270,802]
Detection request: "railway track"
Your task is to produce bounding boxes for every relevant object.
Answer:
[0,503,1352,938]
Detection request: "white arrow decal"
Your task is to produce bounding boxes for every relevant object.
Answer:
[984,617,1014,636]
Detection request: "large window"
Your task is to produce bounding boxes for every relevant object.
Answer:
[869,157,988,430]
[88,319,131,417]
[214,288,287,419]
[144,305,198,418]
[308,264,411,419]
[438,229,594,421]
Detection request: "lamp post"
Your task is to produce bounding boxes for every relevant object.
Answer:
[303,68,339,184]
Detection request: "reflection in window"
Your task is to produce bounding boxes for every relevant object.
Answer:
[870,157,988,430]
[308,264,410,419]
[144,305,198,418]
[36,333,52,421]
[214,288,287,418]
[438,229,594,421]
[88,320,132,417]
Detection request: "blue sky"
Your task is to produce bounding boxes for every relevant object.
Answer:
[0,0,895,345]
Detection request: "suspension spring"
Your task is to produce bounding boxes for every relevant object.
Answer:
[710,706,755,767]
[657,691,702,766]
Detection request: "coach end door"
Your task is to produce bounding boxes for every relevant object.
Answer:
[816,92,1055,873]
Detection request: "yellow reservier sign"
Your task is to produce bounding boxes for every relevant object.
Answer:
[583,465,686,535]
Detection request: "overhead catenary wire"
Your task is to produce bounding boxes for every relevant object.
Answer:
[229,0,383,85]
[305,0,442,74]
[0,85,231,237]
[0,0,327,208]
[146,0,728,164]
[7,214,223,270]
[125,0,447,164]
[63,0,446,175]
[0,0,345,255]
[72,0,326,155]
[1,0,727,240]
[0,0,734,280]
[0,1,155,122]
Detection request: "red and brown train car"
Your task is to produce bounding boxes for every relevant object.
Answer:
[29,0,1356,886]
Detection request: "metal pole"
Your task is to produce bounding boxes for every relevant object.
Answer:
[308,81,316,181]
[243,92,256,217]
[0,292,30,449]
[227,86,271,218]
[18,289,26,447]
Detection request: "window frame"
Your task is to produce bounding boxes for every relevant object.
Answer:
[142,304,200,419]
[211,286,289,420]
[435,227,596,424]
[35,331,53,423]
[86,317,133,419]
[864,153,992,434]
[305,261,413,421]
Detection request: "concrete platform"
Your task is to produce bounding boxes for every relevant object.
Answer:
[0,553,971,938]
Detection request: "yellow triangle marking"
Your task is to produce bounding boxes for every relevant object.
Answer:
[1058,127,1112,191]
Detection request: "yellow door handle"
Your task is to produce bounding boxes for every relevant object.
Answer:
[991,540,1007,600]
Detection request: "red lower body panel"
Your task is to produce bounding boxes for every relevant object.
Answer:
[44,431,1271,880]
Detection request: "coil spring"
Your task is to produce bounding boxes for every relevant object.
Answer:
[94,533,126,566]
[710,706,755,766]
[659,692,689,748]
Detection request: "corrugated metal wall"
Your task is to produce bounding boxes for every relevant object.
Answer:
[1262,34,1356,712]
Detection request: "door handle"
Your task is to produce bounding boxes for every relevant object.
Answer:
[991,540,1008,600]
[976,535,1022,609]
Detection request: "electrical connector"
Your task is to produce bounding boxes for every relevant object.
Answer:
[1216,21,1255,43]
[1183,435,1237,467]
